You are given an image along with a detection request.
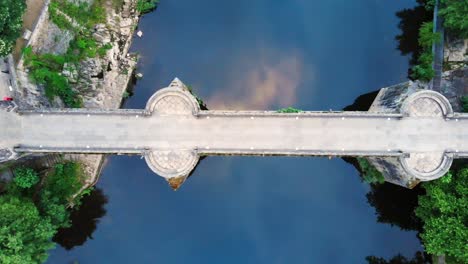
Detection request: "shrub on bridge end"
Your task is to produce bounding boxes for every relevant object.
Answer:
[357,158,385,184]
[461,96,468,112]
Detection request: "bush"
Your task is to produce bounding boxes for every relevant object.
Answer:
[461,96,468,112]
[0,0,26,56]
[415,168,468,263]
[137,0,160,14]
[357,158,385,184]
[277,107,302,113]
[13,167,39,189]
[418,22,440,49]
[411,51,435,81]
[410,22,438,82]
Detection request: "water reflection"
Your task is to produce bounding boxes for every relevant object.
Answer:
[47,0,424,262]
[53,188,108,250]
[366,251,431,264]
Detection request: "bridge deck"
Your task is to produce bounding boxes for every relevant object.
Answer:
[2,110,467,156]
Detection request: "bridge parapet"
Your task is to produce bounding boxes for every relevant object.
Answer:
[146,78,200,116]
[398,90,455,181]
[400,152,453,181]
[401,90,454,117]
[145,149,200,190]
[0,148,18,163]
[198,110,403,119]
[17,108,148,116]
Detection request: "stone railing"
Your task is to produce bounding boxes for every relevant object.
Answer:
[197,148,403,157]
[198,110,403,119]
[14,146,145,155]
[17,108,148,116]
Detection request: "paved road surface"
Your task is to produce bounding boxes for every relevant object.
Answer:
[1,110,467,156]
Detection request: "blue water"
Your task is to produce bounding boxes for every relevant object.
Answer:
[48,0,422,263]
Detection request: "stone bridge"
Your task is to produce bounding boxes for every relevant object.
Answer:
[1,79,467,189]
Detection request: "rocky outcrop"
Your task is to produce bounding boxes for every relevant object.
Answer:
[14,0,142,187]
[444,38,467,63]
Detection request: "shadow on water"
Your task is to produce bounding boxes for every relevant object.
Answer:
[53,188,108,250]
[394,0,432,78]
[342,90,424,232]
[343,90,429,262]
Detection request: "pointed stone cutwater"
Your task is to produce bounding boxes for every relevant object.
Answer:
[167,176,189,191]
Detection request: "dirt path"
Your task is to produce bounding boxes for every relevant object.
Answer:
[13,0,46,62]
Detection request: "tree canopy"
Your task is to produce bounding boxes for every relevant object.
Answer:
[0,196,56,264]
[13,167,39,189]
[439,0,468,38]
[0,0,26,57]
[0,162,90,263]
[415,168,468,263]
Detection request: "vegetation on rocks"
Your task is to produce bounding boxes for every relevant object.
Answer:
[49,0,106,31]
[23,0,112,107]
[357,158,385,184]
[415,167,468,263]
[137,0,160,14]
[186,85,208,110]
[0,0,26,57]
[0,162,89,263]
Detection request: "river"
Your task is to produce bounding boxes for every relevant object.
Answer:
[48,0,424,263]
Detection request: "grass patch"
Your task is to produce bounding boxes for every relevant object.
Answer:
[49,0,106,31]
[277,107,302,113]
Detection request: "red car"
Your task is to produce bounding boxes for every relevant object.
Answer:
[2,97,13,101]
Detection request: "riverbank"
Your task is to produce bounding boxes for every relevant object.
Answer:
[11,0,144,190]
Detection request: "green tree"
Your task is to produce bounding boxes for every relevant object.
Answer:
[0,0,26,56]
[0,196,56,264]
[39,162,85,227]
[13,167,39,189]
[415,169,468,263]
[439,0,468,38]
[425,0,468,37]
